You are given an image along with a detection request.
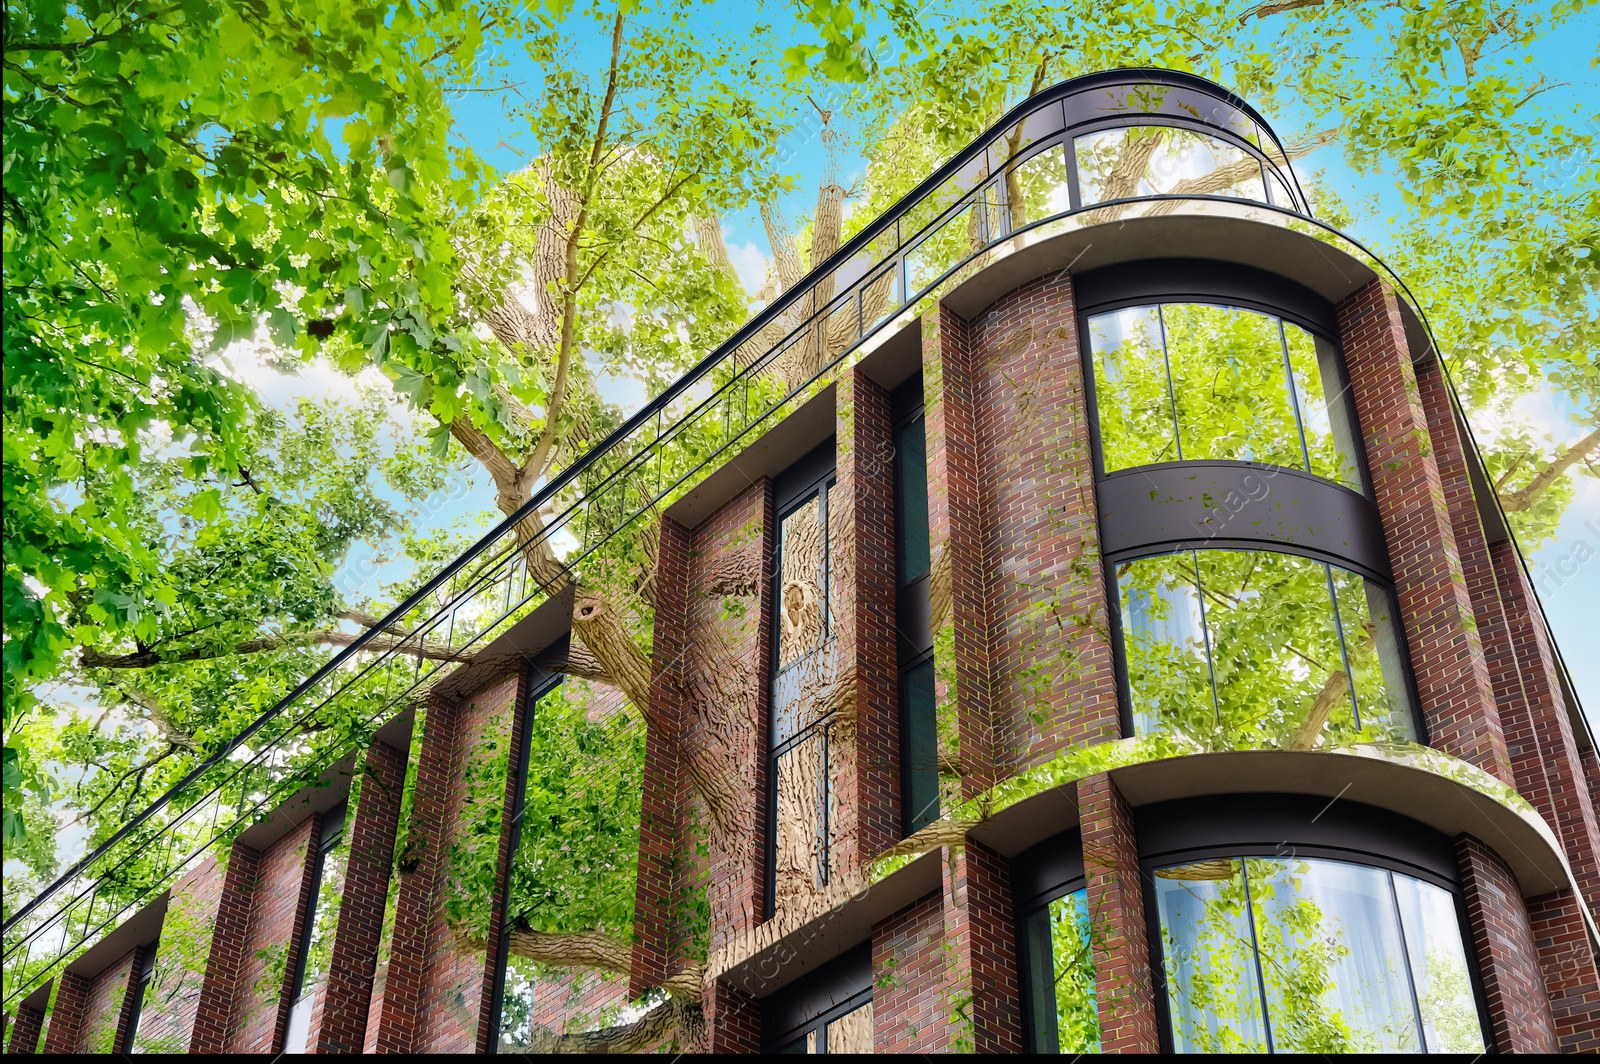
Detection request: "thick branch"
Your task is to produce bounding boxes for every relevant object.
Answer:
[1499,424,1600,513]
[80,629,474,669]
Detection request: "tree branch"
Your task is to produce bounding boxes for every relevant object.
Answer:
[80,628,475,670]
[1499,424,1600,513]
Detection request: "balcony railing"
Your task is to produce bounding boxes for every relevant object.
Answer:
[2,69,1327,1008]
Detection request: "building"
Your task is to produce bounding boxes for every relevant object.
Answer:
[5,69,1598,1055]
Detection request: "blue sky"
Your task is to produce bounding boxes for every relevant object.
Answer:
[288,4,1600,733]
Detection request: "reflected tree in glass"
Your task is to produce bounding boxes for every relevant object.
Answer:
[1022,888,1101,1053]
[1090,307,1178,470]
[1162,305,1303,469]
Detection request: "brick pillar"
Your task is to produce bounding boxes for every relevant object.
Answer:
[6,997,46,1053]
[374,674,521,1053]
[703,978,761,1052]
[944,839,1023,1053]
[629,516,691,996]
[112,944,150,1051]
[1078,773,1159,1053]
[225,814,321,1053]
[1525,888,1600,1053]
[837,367,900,863]
[1336,281,1511,782]
[968,272,1118,765]
[1455,834,1559,1052]
[132,856,221,1052]
[39,972,87,1053]
[189,838,260,1052]
[923,304,998,798]
[872,890,946,1051]
[373,697,459,1053]
[316,739,407,1053]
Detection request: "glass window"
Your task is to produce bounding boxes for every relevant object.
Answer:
[1004,144,1073,233]
[1088,303,1364,493]
[895,414,931,587]
[120,948,156,1053]
[1114,549,1415,750]
[901,658,939,833]
[1021,887,1101,1053]
[283,805,346,1054]
[1154,856,1485,1054]
[772,476,840,908]
[1075,126,1268,211]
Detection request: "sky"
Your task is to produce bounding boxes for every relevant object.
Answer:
[240,4,1600,735]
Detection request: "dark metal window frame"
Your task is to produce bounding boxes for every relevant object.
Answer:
[486,660,565,1054]
[285,801,347,1017]
[1134,795,1494,1055]
[1011,828,1092,1054]
[766,440,840,920]
[891,375,937,837]
[760,941,874,1052]
[117,946,157,1054]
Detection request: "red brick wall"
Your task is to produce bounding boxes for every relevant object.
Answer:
[967,275,1118,767]
[189,838,261,1052]
[1336,281,1511,782]
[225,814,319,1053]
[40,946,138,1054]
[1456,834,1559,1052]
[374,674,521,1053]
[315,738,406,1053]
[944,839,1023,1052]
[6,1000,46,1054]
[835,367,901,864]
[1079,773,1159,1053]
[132,856,222,1052]
[872,890,948,1051]
[923,304,999,798]
[703,977,761,1052]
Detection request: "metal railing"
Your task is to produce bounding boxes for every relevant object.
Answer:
[2,69,1317,1006]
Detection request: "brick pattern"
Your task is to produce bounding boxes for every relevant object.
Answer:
[6,999,46,1054]
[944,839,1023,1053]
[630,516,691,996]
[226,813,319,1053]
[923,305,1000,798]
[189,838,261,1052]
[315,738,407,1053]
[374,675,521,1053]
[133,856,223,1052]
[1079,773,1159,1053]
[1526,888,1600,1052]
[872,890,948,1051]
[835,367,900,864]
[39,945,138,1054]
[1336,281,1511,782]
[703,977,762,1052]
[968,275,1119,767]
[1456,834,1559,1052]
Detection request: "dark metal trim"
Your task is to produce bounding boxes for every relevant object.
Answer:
[1097,462,1392,583]
[760,941,873,1050]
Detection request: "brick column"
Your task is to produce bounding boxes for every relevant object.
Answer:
[373,697,460,1053]
[1336,281,1511,782]
[315,738,407,1053]
[968,273,1118,767]
[629,516,691,996]
[132,856,222,1052]
[6,997,46,1053]
[872,890,946,1051]
[943,839,1024,1053]
[112,944,150,1051]
[189,838,260,1052]
[1078,773,1159,1053]
[923,304,998,798]
[1455,834,1559,1052]
[836,366,900,864]
[226,813,321,1053]
[703,978,761,1052]
[39,972,87,1053]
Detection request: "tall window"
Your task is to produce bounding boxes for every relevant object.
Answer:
[893,375,938,834]
[762,944,874,1053]
[1113,548,1416,750]
[1088,303,1363,493]
[1153,854,1486,1053]
[283,804,346,1054]
[770,443,839,909]
[1016,831,1101,1054]
[119,947,156,1053]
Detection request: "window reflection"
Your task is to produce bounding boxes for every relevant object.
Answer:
[1115,549,1415,750]
[1088,303,1364,494]
[1155,856,1485,1054]
[1021,888,1101,1053]
[1075,126,1269,219]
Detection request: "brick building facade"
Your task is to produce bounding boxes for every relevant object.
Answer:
[7,69,1597,1055]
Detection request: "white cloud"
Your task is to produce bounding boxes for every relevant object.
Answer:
[727,239,771,299]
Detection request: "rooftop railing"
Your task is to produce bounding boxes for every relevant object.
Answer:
[0,69,1385,1009]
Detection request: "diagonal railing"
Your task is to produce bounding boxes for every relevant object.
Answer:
[3,69,1323,1008]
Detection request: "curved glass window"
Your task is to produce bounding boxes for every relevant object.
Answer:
[1020,887,1101,1053]
[1154,855,1485,1053]
[1115,549,1415,749]
[1075,126,1271,211]
[1089,304,1363,492]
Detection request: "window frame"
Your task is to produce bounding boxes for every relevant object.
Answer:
[759,941,874,1053]
[1134,795,1493,1055]
[891,375,937,837]
[1012,828,1094,1055]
